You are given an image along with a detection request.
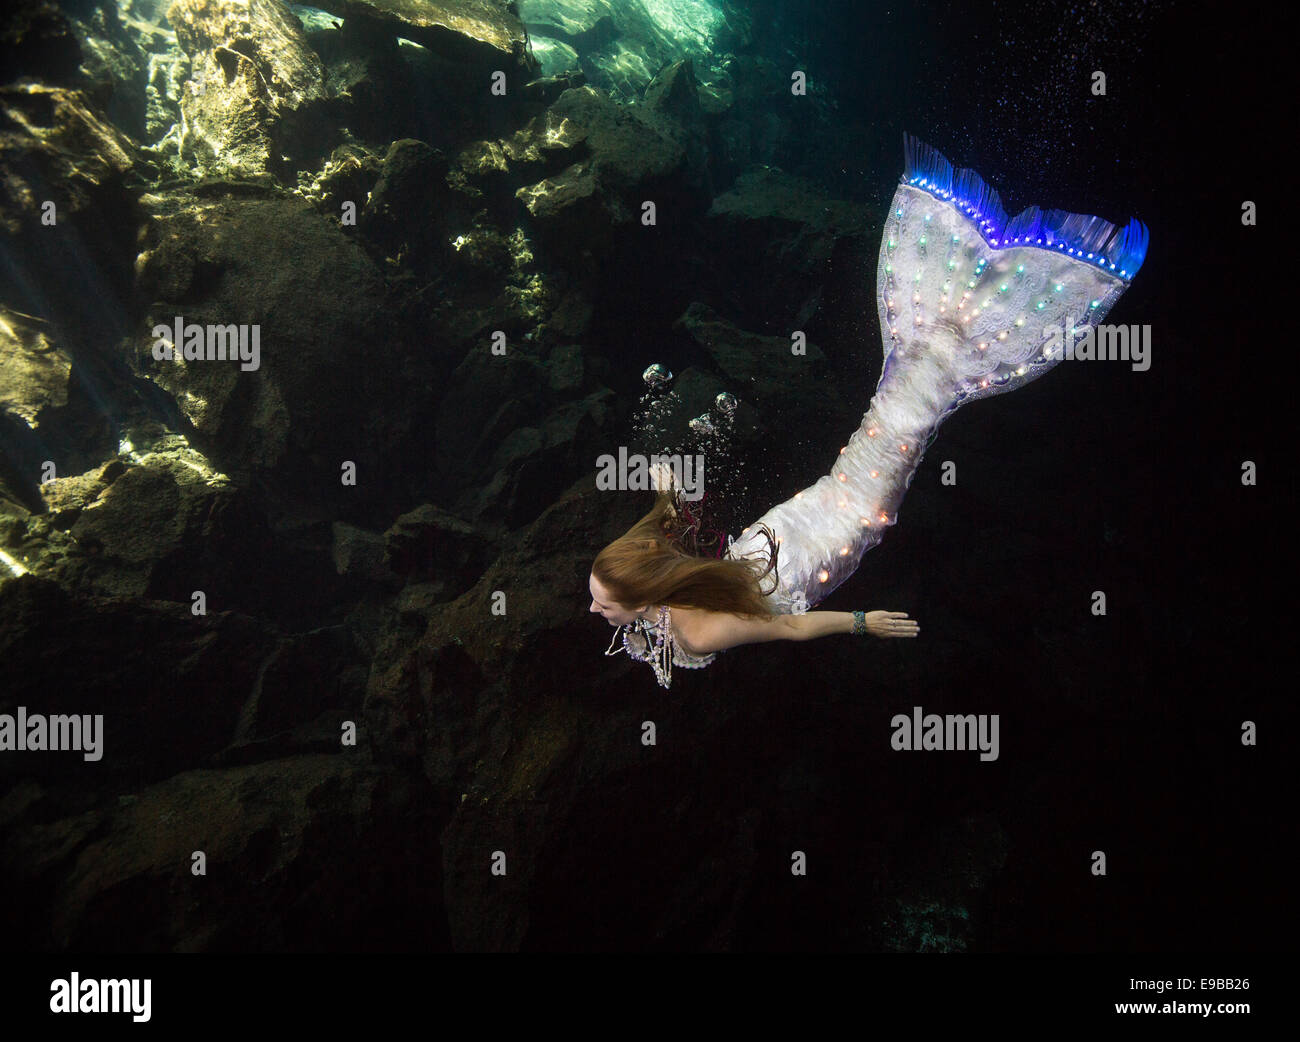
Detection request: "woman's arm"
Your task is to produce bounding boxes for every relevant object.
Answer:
[676,608,918,654]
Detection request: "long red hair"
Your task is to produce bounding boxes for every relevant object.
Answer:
[592,491,780,618]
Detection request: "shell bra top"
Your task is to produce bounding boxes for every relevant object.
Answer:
[610,133,1147,687]
[605,605,717,689]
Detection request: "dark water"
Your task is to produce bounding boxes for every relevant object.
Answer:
[0,0,1290,971]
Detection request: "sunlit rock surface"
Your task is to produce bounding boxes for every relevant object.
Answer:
[165,0,329,176]
[513,83,700,252]
[0,83,136,233]
[131,185,437,515]
[0,310,71,429]
[519,0,746,99]
[303,0,536,68]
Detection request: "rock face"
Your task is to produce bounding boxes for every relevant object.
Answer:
[166,0,330,176]
[0,0,1061,956]
[518,0,750,99]
[308,0,536,68]
[702,166,873,334]
[131,186,440,517]
[0,1,86,86]
[0,82,136,234]
[1,756,449,951]
[512,81,709,261]
[0,310,71,429]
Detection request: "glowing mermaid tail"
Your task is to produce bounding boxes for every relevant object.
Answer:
[725,133,1149,614]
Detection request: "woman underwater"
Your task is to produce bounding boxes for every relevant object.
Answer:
[591,133,1148,689]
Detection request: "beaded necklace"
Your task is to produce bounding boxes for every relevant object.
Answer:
[604,604,676,689]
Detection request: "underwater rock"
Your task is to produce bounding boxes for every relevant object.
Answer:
[0,754,448,950]
[216,624,371,762]
[702,166,871,332]
[131,188,431,518]
[428,349,542,488]
[299,13,419,149]
[362,476,617,802]
[0,82,136,235]
[301,8,539,155]
[138,22,190,149]
[636,57,709,198]
[166,0,330,178]
[0,574,276,785]
[544,340,583,393]
[545,287,593,338]
[518,67,586,105]
[518,0,748,100]
[522,36,579,83]
[672,301,832,397]
[331,521,390,583]
[518,0,616,40]
[2,412,349,621]
[445,380,614,531]
[356,138,461,273]
[0,344,124,529]
[427,322,610,529]
[0,0,85,86]
[399,476,625,686]
[293,140,383,213]
[445,115,582,248]
[32,458,125,529]
[515,84,702,258]
[0,300,126,524]
[306,0,536,71]
[54,449,240,601]
[449,101,589,208]
[699,53,835,187]
[383,502,488,587]
[362,608,485,768]
[0,466,34,522]
[0,309,71,430]
[3,0,156,144]
[63,0,151,141]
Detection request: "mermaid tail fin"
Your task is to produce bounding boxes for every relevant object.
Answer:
[880,132,1149,411]
[726,133,1149,614]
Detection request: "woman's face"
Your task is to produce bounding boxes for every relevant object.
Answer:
[588,573,643,626]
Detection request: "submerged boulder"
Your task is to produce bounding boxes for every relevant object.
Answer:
[166,0,330,177]
[518,0,749,99]
[308,0,537,70]
[0,82,136,235]
[0,755,448,950]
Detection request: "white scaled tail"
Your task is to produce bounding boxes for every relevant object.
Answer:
[725,133,1149,614]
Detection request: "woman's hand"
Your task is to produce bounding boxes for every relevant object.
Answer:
[862,610,919,638]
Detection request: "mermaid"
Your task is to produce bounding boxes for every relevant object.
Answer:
[591,133,1149,689]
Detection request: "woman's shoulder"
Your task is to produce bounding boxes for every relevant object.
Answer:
[669,604,792,654]
[667,606,713,655]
